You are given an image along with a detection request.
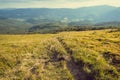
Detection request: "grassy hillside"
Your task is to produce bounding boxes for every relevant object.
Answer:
[0,19,32,34]
[0,29,120,80]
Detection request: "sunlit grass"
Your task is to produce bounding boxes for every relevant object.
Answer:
[0,29,120,80]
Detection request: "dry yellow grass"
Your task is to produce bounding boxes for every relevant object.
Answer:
[0,29,120,80]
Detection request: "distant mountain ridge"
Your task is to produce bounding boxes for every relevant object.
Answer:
[0,5,120,22]
[0,5,120,34]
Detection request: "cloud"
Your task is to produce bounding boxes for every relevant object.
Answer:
[0,0,92,3]
[0,0,120,8]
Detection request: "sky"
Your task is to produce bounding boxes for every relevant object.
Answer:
[0,0,120,8]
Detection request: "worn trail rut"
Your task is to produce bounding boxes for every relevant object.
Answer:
[56,37,87,80]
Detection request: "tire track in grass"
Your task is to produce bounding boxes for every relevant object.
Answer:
[56,37,87,80]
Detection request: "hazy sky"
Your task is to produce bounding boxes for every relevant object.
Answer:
[0,0,120,8]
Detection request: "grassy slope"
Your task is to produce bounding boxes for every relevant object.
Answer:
[0,29,120,80]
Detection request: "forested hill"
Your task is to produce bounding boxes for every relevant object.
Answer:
[0,5,120,22]
[0,5,120,34]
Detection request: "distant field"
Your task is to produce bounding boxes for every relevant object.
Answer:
[0,29,120,80]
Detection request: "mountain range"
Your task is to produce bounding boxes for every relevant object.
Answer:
[0,5,120,22]
[0,5,120,34]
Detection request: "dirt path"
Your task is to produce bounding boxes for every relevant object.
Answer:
[56,37,87,80]
[66,58,87,80]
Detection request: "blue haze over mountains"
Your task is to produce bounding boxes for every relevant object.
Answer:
[0,5,120,34]
[0,5,120,22]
